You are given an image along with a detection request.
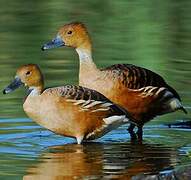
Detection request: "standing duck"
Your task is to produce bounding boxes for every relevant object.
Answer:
[3,64,133,144]
[41,22,187,140]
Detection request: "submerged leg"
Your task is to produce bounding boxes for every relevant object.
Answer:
[128,124,137,140]
[136,126,143,141]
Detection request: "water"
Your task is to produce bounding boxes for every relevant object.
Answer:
[0,118,190,180]
[0,0,191,179]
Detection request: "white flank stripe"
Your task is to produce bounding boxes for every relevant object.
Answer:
[66,99,77,103]
[100,102,113,107]
[155,87,165,96]
[143,86,151,92]
[79,108,89,112]
[147,88,155,96]
[73,100,86,105]
[81,100,91,107]
[123,117,130,122]
[91,108,109,112]
[83,101,103,108]
[148,87,157,94]
[103,115,126,125]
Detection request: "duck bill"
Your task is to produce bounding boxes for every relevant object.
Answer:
[41,35,65,51]
[3,76,23,94]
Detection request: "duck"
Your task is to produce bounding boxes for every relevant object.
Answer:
[41,22,187,141]
[3,64,134,144]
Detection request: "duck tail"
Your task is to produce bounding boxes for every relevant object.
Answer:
[168,98,188,114]
[180,106,188,114]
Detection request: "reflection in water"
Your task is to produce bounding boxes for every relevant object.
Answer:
[23,142,178,180]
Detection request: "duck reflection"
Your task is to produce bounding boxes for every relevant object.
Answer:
[23,142,178,180]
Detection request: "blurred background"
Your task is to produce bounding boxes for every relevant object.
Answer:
[0,0,190,119]
[0,0,190,179]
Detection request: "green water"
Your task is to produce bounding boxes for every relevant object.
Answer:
[0,0,190,179]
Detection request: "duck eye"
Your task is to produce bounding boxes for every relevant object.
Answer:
[26,71,31,75]
[67,31,72,35]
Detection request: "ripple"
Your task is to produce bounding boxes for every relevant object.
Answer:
[0,118,190,179]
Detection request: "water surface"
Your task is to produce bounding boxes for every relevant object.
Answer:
[0,118,191,180]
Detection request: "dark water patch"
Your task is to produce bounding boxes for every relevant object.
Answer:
[167,120,191,129]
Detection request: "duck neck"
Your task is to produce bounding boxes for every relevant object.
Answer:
[28,84,44,97]
[76,44,99,84]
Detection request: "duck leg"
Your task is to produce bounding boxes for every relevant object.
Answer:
[128,124,137,140]
[136,125,143,141]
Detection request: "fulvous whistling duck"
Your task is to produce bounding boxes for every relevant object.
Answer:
[41,22,187,141]
[3,64,134,144]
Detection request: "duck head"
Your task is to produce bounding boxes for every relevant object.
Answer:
[41,22,92,51]
[3,64,44,95]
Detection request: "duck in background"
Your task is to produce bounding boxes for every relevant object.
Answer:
[3,64,134,144]
[41,22,187,141]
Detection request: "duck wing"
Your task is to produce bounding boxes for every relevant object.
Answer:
[102,64,181,101]
[43,85,134,120]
